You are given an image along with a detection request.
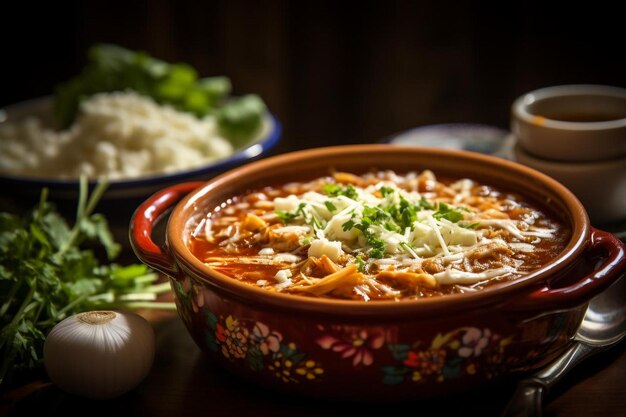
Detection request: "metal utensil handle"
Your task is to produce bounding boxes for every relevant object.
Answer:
[501,341,600,417]
[500,379,546,417]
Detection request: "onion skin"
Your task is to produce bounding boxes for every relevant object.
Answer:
[43,311,155,400]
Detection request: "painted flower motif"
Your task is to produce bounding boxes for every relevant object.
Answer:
[202,312,323,384]
[295,360,325,380]
[403,349,447,376]
[215,322,227,343]
[219,315,249,359]
[191,284,206,313]
[267,352,298,383]
[458,328,491,358]
[383,326,515,385]
[317,327,386,366]
[411,370,422,382]
[403,350,421,368]
[251,322,282,355]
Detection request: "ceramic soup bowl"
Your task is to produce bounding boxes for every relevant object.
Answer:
[130,145,625,401]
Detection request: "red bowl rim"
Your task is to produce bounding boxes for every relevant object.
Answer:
[165,144,590,317]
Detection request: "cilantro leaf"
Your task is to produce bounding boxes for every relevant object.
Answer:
[342,216,356,232]
[433,202,465,223]
[324,201,337,212]
[380,186,395,197]
[323,183,359,200]
[355,255,366,272]
[276,210,298,223]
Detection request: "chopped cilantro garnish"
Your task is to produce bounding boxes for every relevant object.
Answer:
[342,217,356,232]
[384,221,401,232]
[355,254,366,272]
[362,205,390,223]
[324,201,337,212]
[433,202,464,223]
[385,194,418,230]
[310,215,324,230]
[400,205,417,229]
[380,186,395,197]
[275,202,325,230]
[343,210,388,258]
[323,183,359,200]
[344,184,359,200]
[281,177,475,259]
[400,241,415,254]
[418,197,434,210]
[276,210,298,223]
[367,234,386,259]
[322,183,340,196]
[275,202,307,223]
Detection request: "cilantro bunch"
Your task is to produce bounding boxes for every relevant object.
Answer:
[54,43,267,144]
[0,179,173,387]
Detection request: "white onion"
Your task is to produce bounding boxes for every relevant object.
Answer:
[43,310,155,399]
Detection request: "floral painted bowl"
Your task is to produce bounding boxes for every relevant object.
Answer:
[130,145,626,401]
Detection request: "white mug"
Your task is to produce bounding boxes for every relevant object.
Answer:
[511,84,626,162]
[511,84,626,226]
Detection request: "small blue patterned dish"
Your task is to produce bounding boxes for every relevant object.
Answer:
[384,123,514,159]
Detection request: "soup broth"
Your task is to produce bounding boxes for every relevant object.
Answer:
[188,170,570,301]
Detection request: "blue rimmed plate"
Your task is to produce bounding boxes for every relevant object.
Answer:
[0,96,282,248]
[383,123,514,159]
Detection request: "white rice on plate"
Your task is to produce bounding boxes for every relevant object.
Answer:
[0,91,237,180]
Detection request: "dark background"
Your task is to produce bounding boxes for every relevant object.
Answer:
[2,1,625,153]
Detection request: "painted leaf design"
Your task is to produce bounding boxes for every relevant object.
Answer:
[204,310,219,330]
[388,344,410,361]
[442,356,464,379]
[381,366,411,385]
[290,352,307,365]
[225,315,238,331]
[431,332,454,349]
[246,345,264,372]
[204,330,219,352]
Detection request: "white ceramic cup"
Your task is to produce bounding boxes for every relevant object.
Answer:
[511,84,626,162]
[513,142,626,225]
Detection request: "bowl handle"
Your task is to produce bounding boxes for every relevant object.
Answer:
[130,182,204,278]
[509,228,625,311]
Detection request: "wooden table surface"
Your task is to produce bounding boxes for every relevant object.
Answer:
[2,304,625,417]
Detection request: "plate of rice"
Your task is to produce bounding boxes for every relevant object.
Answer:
[0,91,280,195]
[0,44,281,200]
[0,44,281,247]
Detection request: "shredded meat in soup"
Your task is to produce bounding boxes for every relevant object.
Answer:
[187,170,569,301]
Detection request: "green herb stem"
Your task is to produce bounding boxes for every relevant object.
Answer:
[144,282,172,294]
[0,280,21,317]
[83,180,109,219]
[38,293,91,326]
[118,293,158,302]
[121,301,176,310]
[7,285,36,330]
